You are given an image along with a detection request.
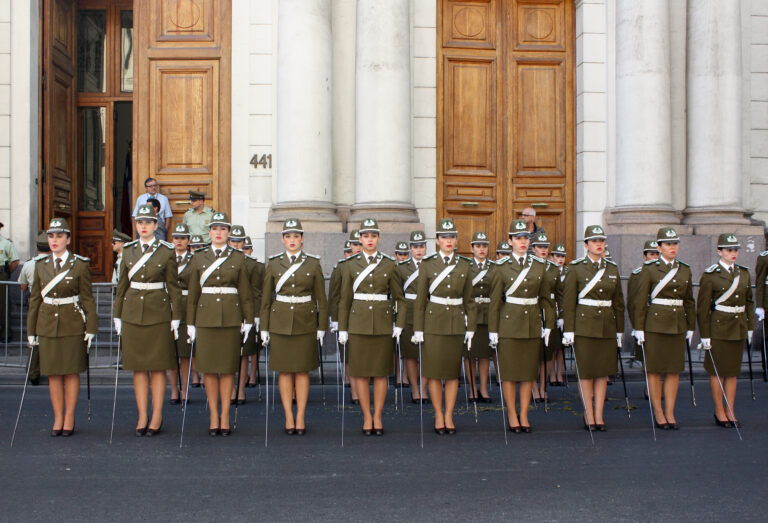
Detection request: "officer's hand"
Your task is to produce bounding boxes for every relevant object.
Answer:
[84,333,96,351]
[260,331,270,345]
[686,330,694,343]
[562,332,574,346]
[187,324,196,342]
[616,333,622,348]
[412,331,424,344]
[254,317,260,331]
[113,318,122,336]
[756,307,765,322]
[748,330,753,344]
[698,338,711,350]
[542,328,552,346]
[170,319,180,340]
[330,321,339,333]
[464,331,474,349]
[489,332,499,348]
[317,330,325,347]
[557,318,564,330]
[392,326,403,342]
[634,330,645,344]
[338,331,349,345]
[27,335,38,348]
[241,323,252,343]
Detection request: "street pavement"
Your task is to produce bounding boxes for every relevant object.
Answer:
[1,378,767,521]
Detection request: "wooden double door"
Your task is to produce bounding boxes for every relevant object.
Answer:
[39,0,231,281]
[437,0,575,256]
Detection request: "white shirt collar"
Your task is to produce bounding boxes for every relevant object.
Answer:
[474,258,487,268]
[140,238,156,250]
[53,250,70,265]
[513,252,527,264]
[439,251,454,264]
[286,250,302,261]
[719,259,733,271]
[660,255,675,266]
[586,253,602,266]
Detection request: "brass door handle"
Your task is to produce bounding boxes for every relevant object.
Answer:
[531,203,548,208]
[175,200,191,205]
[461,202,479,207]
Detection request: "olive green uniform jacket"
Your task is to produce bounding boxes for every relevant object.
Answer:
[562,256,625,338]
[413,253,478,335]
[754,252,768,310]
[633,259,695,334]
[469,259,494,326]
[696,262,754,341]
[394,258,420,326]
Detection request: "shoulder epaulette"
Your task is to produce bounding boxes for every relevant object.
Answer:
[73,254,90,262]
[644,259,657,265]
[269,252,282,260]
[677,260,690,267]
[705,264,718,273]
[124,240,138,247]
[398,259,411,265]
[380,253,395,261]
[605,259,617,266]
[632,266,642,275]
[458,255,472,262]
[200,247,211,253]
[736,264,749,271]
[761,251,768,257]
[159,240,173,249]
[305,253,320,259]
[530,255,545,264]
[32,254,47,262]
[423,253,438,260]
[569,257,585,265]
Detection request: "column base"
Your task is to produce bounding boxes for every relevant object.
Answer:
[347,202,422,232]
[603,206,689,236]
[682,207,759,234]
[267,201,343,233]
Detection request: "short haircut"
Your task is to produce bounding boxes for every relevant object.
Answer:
[148,198,161,211]
[144,177,157,187]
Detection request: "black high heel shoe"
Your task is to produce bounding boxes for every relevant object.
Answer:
[508,424,521,433]
[654,418,669,430]
[50,428,63,437]
[62,425,75,437]
[374,427,384,436]
[209,427,220,436]
[434,426,445,435]
[295,428,307,436]
[220,427,232,436]
[285,427,296,435]
[135,423,149,437]
[520,425,532,433]
[169,397,180,405]
[362,427,373,436]
[477,392,492,403]
[146,423,163,437]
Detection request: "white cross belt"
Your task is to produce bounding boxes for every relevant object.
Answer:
[275,294,311,303]
[404,293,417,300]
[651,298,683,306]
[505,297,537,305]
[474,297,491,304]
[430,296,462,306]
[578,299,612,307]
[353,293,388,301]
[130,282,166,290]
[714,304,745,314]
[201,287,238,295]
[43,296,80,306]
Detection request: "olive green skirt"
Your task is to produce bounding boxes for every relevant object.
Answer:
[122,322,175,372]
[464,324,492,359]
[401,324,419,359]
[633,337,644,362]
[573,336,616,379]
[704,339,743,378]
[545,327,563,361]
[39,335,86,376]
[195,327,241,374]
[242,329,260,357]
[172,322,191,359]
[269,333,318,373]
[349,334,394,377]
[422,334,464,380]
[644,332,685,374]
[497,338,540,382]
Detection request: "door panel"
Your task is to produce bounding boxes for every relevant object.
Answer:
[42,0,77,231]
[134,0,230,229]
[438,0,574,256]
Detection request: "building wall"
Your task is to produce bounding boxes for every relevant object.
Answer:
[750,0,768,225]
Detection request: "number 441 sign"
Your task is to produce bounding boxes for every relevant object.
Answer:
[250,154,272,170]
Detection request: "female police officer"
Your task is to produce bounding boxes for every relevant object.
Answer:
[561,225,625,431]
[633,228,695,430]
[114,204,182,436]
[412,219,477,434]
[168,224,193,404]
[27,218,98,436]
[186,212,253,436]
[697,233,754,428]
[338,218,406,435]
[260,218,328,435]
[488,221,554,432]
[465,231,494,402]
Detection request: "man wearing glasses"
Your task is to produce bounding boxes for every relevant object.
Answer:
[520,207,546,254]
[132,177,173,237]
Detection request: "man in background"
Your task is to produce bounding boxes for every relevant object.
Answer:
[0,221,20,338]
[182,190,215,243]
[18,232,49,385]
[132,177,172,235]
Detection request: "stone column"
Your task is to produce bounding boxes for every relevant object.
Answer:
[350,0,419,228]
[269,0,340,230]
[683,0,750,228]
[607,0,679,233]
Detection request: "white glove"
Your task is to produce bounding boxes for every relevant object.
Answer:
[686,330,694,344]
[338,331,349,345]
[330,321,339,333]
[254,317,260,331]
[557,318,564,330]
[562,332,574,346]
[489,332,499,348]
[542,328,552,346]
[171,319,180,340]
[392,326,403,342]
[113,318,122,336]
[187,324,196,342]
[84,333,96,351]
[634,330,645,344]
[464,331,474,349]
[748,330,753,344]
[260,331,270,345]
[317,330,325,347]
[241,322,252,343]
[698,338,711,350]
[756,307,765,322]
[412,331,424,344]
[27,335,39,347]
[616,333,622,348]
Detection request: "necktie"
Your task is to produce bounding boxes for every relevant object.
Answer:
[729,266,733,275]
[478,262,483,271]
[177,255,182,264]
[594,262,600,271]
[668,263,673,270]
[368,256,374,265]
[55,258,62,273]
[143,243,149,253]
[215,249,221,257]
[444,256,450,265]
[290,255,296,264]
[519,257,525,267]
